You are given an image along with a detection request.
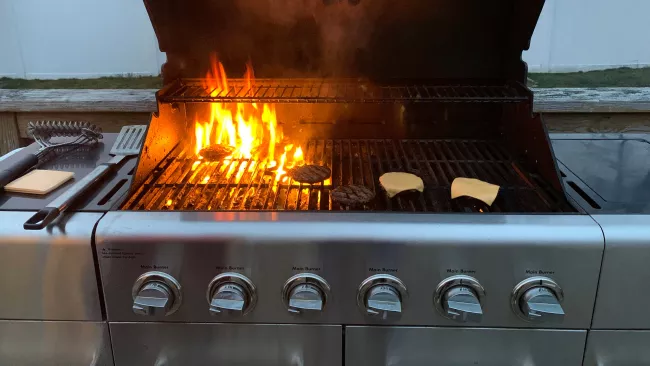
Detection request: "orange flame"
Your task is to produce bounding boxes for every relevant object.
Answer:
[293,146,304,166]
[195,54,285,171]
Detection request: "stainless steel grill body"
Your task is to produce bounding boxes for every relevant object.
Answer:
[0,321,113,366]
[111,323,342,366]
[0,212,113,366]
[552,134,650,366]
[583,215,650,365]
[97,211,603,364]
[0,134,134,366]
[0,212,102,321]
[346,327,587,366]
[93,0,621,363]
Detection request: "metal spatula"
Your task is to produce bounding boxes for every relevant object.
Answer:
[24,125,147,230]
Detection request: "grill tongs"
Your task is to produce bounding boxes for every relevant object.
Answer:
[24,125,147,230]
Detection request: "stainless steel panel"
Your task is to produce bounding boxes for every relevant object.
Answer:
[0,212,103,321]
[584,330,650,366]
[591,215,650,329]
[110,322,341,366]
[346,326,587,366]
[0,320,113,366]
[97,211,603,328]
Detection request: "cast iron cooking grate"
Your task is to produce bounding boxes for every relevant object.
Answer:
[122,139,572,213]
[159,79,529,104]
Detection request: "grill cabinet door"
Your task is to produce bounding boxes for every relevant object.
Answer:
[345,326,586,366]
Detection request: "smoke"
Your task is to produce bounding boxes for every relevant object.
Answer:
[233,0,384,76]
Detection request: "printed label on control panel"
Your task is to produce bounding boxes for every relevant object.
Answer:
[100,247,144,260]
[292,266,321,272]
[216,265,245,271]
[446,268,477,275]
[368,267,398,273]
[525,269,555,276]
[140,264,169,270]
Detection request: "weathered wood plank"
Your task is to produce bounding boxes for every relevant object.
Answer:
[534,88,650,113]
[2,88,650,114]
[0,89,157,113]
[544,113,650,133]
[0,113,20,155]
[16,112,152,138]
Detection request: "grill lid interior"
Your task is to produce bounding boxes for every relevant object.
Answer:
[145,0,544,83]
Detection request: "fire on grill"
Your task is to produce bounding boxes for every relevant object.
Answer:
[123,0,574,214]
[191,55,306,185]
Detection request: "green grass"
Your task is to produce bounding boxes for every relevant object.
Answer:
[0,75,162,89]
[529,67,650,88]
[1,68,650,89]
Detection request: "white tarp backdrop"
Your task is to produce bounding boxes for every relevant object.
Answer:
[1,0,649,79]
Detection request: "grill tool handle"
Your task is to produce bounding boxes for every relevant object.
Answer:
[24,157,121,230]
[0,154,39,190]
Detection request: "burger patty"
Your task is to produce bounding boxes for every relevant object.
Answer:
[199,144,235,161]
[332,185,375,206]
[289,165,331,184]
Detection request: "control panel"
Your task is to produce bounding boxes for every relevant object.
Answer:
[100,212,602,328]
[129,271,567,326]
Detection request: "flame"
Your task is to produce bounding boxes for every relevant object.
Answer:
[293,147,304,166]
[274,144,294,182]
[191,161,201,171]
[195,54,284,166]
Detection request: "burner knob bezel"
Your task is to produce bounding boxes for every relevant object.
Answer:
[357,274,408,320]
[282,273,331,315]
[131,271,182,316]
[206,272,257,317]
[511,276,565,323]
[434,275,485,323]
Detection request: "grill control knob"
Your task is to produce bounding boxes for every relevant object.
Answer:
[366,285,402,318]
[282,273,331,315]
[131,272,182,316]
[357,274,408,321]
[434,275,486,323]
[207,273,257,316]
[511,277,565,323]
[210,283,247,314]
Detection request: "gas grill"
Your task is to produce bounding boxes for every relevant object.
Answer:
[5,0,643,365]
[93,1,608,365]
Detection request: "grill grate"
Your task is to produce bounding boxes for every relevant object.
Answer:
[159,79,529,104]
[122,140,572,213]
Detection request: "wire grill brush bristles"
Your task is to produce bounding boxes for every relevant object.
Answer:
[27,120,103,141]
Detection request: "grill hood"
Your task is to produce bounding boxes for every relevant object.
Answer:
[145,0,544,83]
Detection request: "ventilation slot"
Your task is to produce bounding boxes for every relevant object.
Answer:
[98,179,128,206]
[567,181,601,209]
